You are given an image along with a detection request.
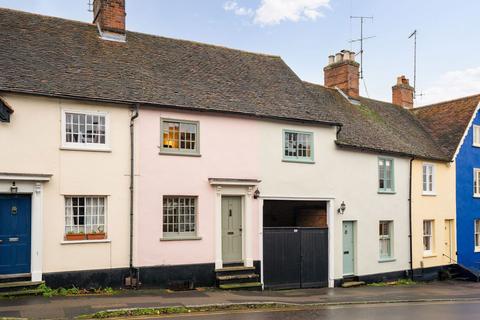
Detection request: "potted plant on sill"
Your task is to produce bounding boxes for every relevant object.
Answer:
[65,231,85,241]
[87,226,106,240]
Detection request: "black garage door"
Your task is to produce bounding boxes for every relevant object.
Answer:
[263,227,328,289]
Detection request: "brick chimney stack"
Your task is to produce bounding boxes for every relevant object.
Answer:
[93,0,126,41]
[392,75,414,109]
[323,50,360,98]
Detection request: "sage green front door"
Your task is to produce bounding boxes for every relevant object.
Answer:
[342,221,355,276]
[222,196,243,263]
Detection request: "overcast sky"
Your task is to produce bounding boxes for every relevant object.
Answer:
[1,0,479,106]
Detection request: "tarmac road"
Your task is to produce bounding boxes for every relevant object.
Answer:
[152,301,480,320]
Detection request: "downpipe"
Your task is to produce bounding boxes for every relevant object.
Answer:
[126,103,140,289]
[408,157,414,280]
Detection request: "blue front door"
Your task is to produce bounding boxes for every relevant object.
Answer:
[0,194,31,275]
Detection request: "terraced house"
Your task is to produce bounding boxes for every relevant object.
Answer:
[0,0,465,291]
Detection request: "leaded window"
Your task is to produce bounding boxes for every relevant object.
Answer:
[163,196,197,238]
[283,130,313,162]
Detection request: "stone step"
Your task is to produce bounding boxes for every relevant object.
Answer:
[217,273,259,281]
[219,281,262,290]
[0,280,44,293]
[341,281,365,288]
[215,266,256,273]
[0,273,31,284]
[0,288,44,297]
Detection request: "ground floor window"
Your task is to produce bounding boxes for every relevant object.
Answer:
[65,196,106,241]
[379,221,393,260]
[162,196,197,239]
[475,219,480,251]
[423,220,434,254]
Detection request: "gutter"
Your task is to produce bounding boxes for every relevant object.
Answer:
[128,103,140,288]
[408,157,414,279]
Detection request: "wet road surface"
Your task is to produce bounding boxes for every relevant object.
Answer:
[154,301,480,319]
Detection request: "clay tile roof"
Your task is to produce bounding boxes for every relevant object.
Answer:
[0,8,339,126]
[304,82,450,161]
[413,94,480,160]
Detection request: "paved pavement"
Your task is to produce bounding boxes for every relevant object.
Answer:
[161,301,480,320]
[1,280,480,319]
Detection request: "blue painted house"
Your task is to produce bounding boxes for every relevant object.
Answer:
[415,94,480,272]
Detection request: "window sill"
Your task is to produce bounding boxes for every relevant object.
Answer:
[475,247,480,253]
[158,150,201,157]
[422,192,437,197]
[160,236,202,241]
[282,159,315,164]
[60,146,111,153]
[378,258,396,263]
[378,190,396,195]
[61,239,111,245]
[423,253,436,258]
[474,194,480,199]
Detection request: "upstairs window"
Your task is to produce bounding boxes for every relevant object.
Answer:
[474,169,480,197]
[379,221,393,260]
[423,220,434,255]
[378,158,395,193]
[62,110,109,151]
[160,119,199,155]
[422,163,435,195]
[473,125,480,147]
[283,130,314,163]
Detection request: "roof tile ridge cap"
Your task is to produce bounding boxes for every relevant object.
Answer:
[415,93,480,110]
[0,6,95,27]
[129,30,281,58]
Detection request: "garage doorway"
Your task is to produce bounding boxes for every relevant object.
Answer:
[263,200,328,289]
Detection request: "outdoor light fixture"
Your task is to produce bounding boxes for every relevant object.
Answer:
[337,201,346,214]
[10,181,18,194]
[253,188,260,199]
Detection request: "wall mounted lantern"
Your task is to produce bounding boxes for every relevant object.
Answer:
[10,181,18,194]
[337,201,346,214]
[253,188,260,199]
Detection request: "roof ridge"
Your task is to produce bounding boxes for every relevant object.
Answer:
[415,93,480,110]
[0,6,281,59]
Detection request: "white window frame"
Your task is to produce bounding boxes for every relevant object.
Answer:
[379,221,394,261]
[159,118,200,156]
[475,220,480,252]
[61,109,110,151]
[473,125,480,147]
[282,129,314,163]
[422,163,435,195]
[64,196,108,240]
[423,220,434,255]
[161,196,199,240]
[474,168,480,198]
[378,157,395,193]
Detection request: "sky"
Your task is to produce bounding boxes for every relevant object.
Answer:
[0,0,479,106]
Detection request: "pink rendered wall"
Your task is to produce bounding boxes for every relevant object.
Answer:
[136,108,261,267]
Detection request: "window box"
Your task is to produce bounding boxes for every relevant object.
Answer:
[283,130,314,163]
[86,232,107,240]
[65,233,86,241]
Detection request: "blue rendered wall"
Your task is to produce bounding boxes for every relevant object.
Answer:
[456,110,480,270]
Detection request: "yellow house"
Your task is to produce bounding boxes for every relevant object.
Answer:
[411,159,456,279]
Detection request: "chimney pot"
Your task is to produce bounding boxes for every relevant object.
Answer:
[328,55,335,65]
[324,50,360,98]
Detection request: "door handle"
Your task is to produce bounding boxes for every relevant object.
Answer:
[9,237,19,242]
[343,251,349,254]
[227,232,234,235]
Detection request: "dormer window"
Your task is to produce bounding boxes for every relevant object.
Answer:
[0,97,13,123]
